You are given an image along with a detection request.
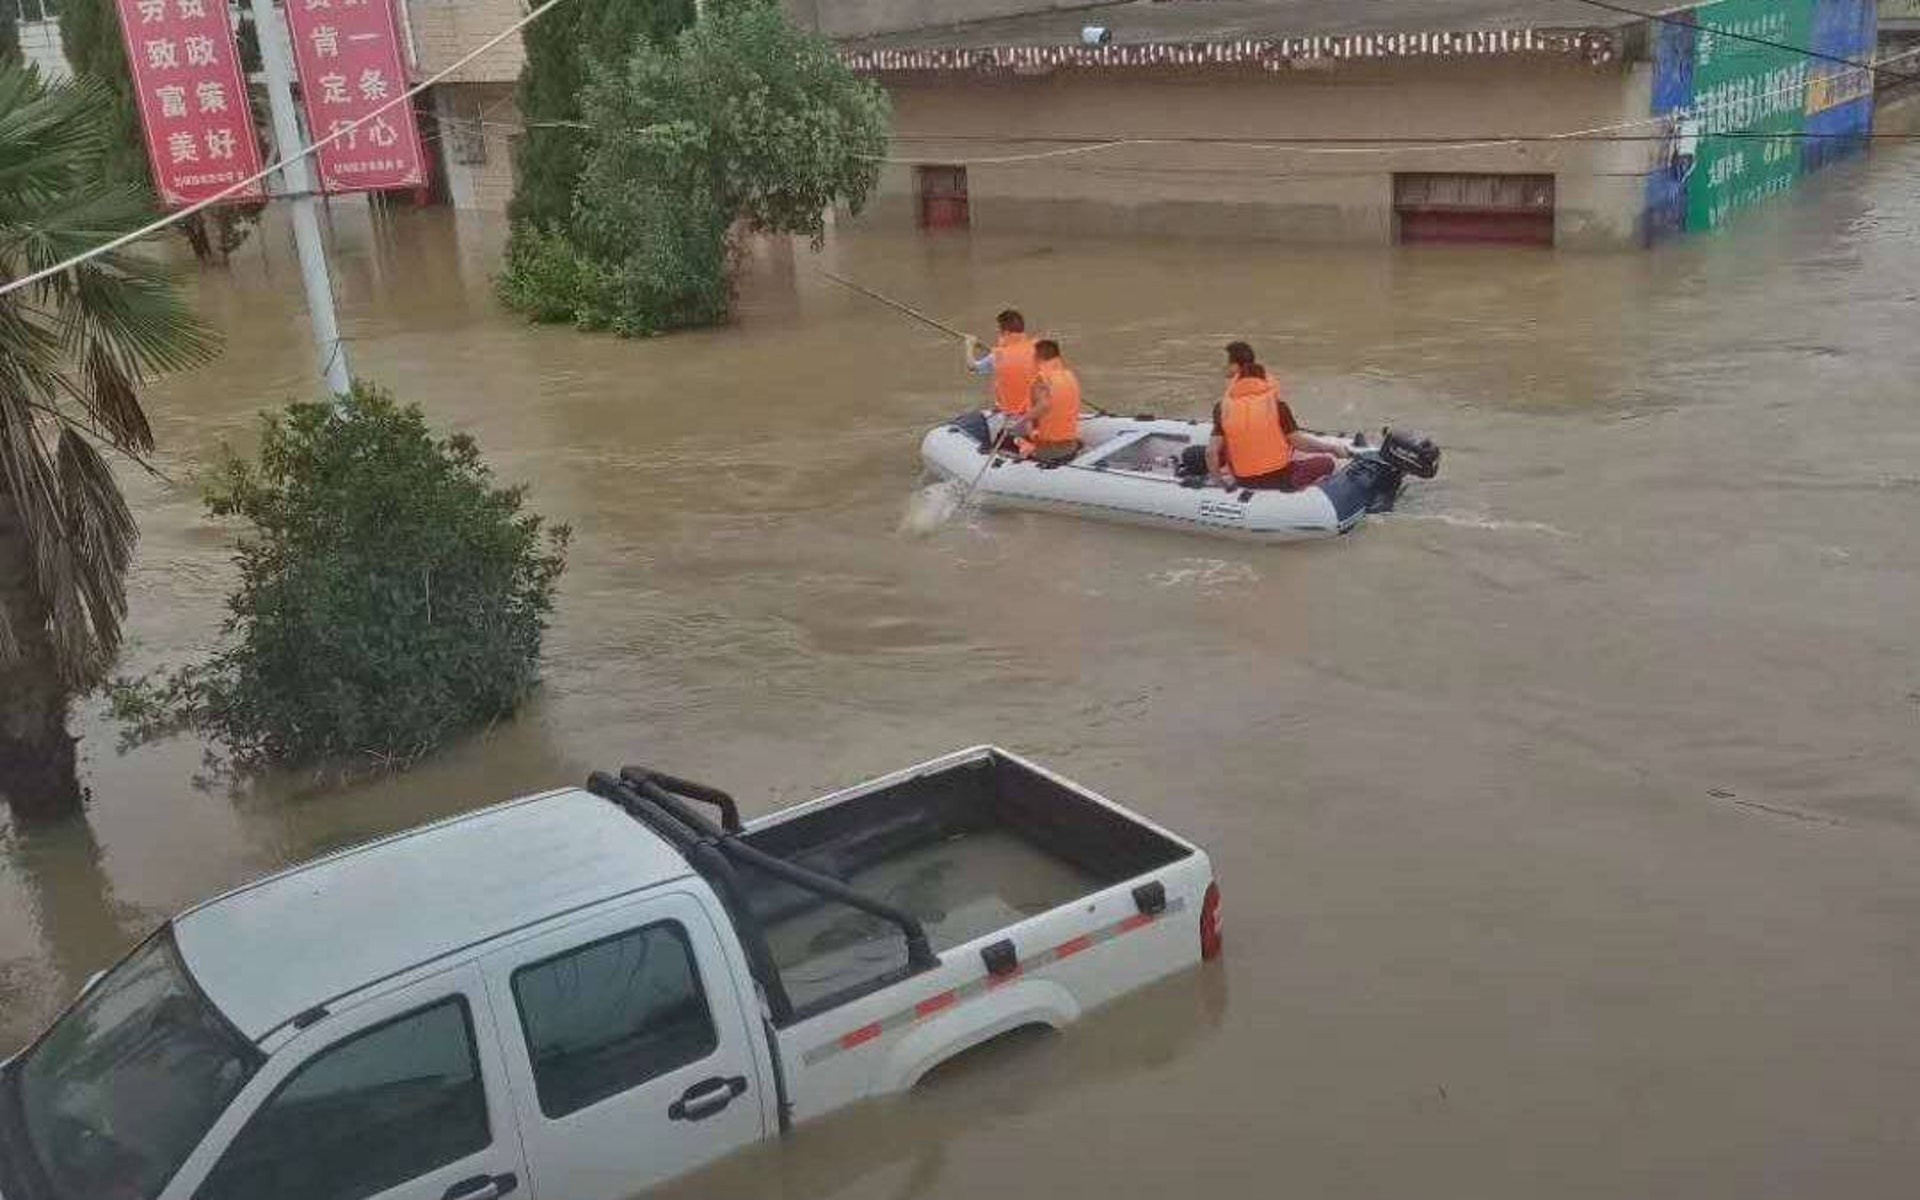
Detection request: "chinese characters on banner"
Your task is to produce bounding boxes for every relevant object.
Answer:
[283,0,427,192]
[112,0,265,207]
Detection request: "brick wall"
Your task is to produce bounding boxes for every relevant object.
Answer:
[860,58,1651,248]
[17,18,70,80]
[432,82,520,211]
[406,0,528,83]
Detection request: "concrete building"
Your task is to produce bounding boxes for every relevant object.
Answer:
[14,0,70,81]
[825,0,1882,248]
[406,0,525,211]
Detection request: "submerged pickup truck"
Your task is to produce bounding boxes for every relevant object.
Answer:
[0,747,1221,1200]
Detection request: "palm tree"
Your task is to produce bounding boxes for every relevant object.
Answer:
[0,63,217,822]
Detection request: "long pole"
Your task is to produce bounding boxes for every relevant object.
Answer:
[953,418,1018,512]
[815,270,974,342]
[247,0,352,396]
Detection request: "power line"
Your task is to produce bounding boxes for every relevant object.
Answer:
[869,43,1916,167]
[476,41,1913,170]
[1566,0,1920,86]
[885,131,1916,146]
[0,0,581,300]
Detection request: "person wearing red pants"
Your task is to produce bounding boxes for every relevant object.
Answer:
[1206,341,1351,491]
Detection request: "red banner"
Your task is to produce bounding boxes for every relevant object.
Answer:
[113,0,266,207]
[283,0,427,193]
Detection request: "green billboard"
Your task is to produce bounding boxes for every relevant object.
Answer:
[1645,0,1877,241]
[1686,0,1813,231]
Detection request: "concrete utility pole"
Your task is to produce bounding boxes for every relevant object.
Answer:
[246,0,353,396]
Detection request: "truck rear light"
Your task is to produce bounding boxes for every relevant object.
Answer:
[1199,881,1223,960]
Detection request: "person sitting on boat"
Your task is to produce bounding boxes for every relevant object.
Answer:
[965,310,1039,429]
[1014,339,1084,464]
[1206,341,1351,491]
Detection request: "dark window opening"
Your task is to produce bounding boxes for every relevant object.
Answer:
[915,164,970,231]
[1394,172,1555,246]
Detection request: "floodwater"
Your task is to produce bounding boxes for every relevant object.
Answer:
[5,144,1920,1198]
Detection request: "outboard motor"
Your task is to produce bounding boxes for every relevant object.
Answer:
[1331,428,1442,516]
[1376,428,1441,480]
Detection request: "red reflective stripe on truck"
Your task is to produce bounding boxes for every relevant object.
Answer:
[1053,935,1094,959]
[800,895,1187,1067]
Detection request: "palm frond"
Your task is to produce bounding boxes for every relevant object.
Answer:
[0,70,112,199]
[0,591,17,661]
[67,256,221,382]
[73,338,156,451]
[56,426,135,670]
[0,61,207,684]
[0,403,62,587]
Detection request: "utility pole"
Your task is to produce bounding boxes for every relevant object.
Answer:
[247,0,353,396]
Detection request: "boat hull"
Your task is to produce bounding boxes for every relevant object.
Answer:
[920,414,1413,543]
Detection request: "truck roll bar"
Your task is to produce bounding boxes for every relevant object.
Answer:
[621,766,742,833]
[585,767,941,1024]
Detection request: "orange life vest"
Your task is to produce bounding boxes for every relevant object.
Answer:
[992,333,1038,417]
[1219,374,1292,478]
[1032,360,1082,445]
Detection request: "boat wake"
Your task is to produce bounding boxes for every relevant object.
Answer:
[899,481,966,537]
[1151,559,1261,589]
[1389,511,1572,538]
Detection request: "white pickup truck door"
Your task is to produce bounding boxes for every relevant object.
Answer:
[161,964,528,1200]
[479,890,768,1200]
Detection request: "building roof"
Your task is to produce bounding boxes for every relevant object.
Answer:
[173,788,692,1040]
[842,0,1643,73]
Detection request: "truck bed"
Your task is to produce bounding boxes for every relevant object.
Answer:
[737,750,1192,1015]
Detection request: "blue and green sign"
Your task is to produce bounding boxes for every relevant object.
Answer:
[1645,0,1877,241]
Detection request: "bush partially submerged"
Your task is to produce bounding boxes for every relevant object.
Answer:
[110,383,570,772]
[497,0,889,335]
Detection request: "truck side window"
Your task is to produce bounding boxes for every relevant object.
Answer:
[511,921,719,1119]
[195,998,489,1200]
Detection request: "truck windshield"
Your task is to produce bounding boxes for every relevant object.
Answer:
[8,931,259,1200]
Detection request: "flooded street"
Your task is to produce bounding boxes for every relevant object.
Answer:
[5,142,1920,1196]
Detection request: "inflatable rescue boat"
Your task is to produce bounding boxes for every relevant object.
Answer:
[920,413,1440,542]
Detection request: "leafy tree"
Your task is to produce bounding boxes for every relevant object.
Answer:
[109,384,571,773]
[499,1,889,335]
[509,0,695,231]
[57,0,149,188]
[0,65,219,822]
[1,0,19,67]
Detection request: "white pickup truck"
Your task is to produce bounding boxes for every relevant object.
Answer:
[0,747,1221,1200]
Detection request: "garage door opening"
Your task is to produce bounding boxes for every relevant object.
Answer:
[1395,173,1555,246]
[916,165,970,231]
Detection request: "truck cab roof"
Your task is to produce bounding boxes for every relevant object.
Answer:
[172,787,691,1041]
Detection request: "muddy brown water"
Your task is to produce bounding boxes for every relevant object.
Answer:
[5,148,1920,1197]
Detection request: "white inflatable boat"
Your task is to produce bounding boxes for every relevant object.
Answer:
[920,413,1439,543]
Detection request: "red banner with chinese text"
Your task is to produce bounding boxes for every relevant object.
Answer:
[283,0,427,193]
[112,0,265,208]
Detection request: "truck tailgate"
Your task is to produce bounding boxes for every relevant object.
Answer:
[758,748,1216,1123]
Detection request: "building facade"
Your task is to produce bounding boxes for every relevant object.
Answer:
[405,0,525,211]
[14,0,70,80]
[832,0,1884,249]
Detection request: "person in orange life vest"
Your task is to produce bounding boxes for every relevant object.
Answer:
[1205,341,1350,491]
[964,309,1039,426]
[1012,339,1083,464]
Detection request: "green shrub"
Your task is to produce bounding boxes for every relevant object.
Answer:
[509,0,696,231]
[496,223,601,326]
[109,383,570,772]
[498,1,889,335]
